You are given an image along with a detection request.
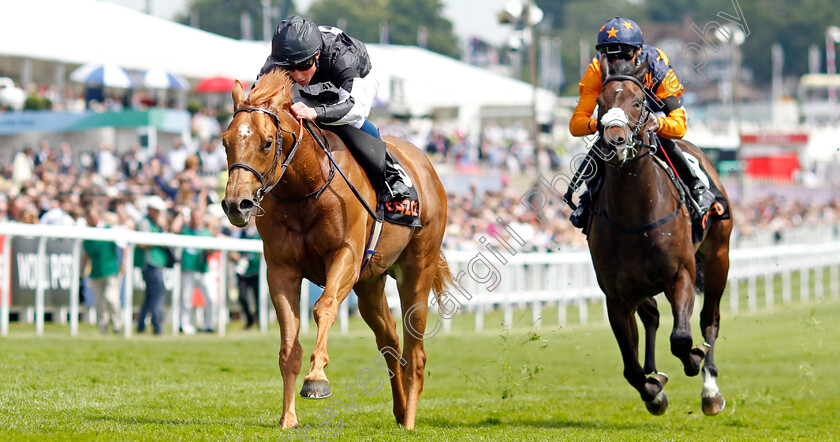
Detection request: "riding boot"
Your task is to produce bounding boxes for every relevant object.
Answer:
[659,137,715,215]
[569,152,604,230]
[384,151,411,201]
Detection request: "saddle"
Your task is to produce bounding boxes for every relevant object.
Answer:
[321,124,421,228]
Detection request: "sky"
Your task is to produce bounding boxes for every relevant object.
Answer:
[103,0,515,46]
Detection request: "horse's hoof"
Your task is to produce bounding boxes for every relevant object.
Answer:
[648,372,669,388]
[300,379,332,399]
[279,418,298,429]
[645,390,669,415]
[684,347,707,377]
[702,392,726,416]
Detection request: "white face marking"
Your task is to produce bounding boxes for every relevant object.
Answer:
[238,123,253,146]
[601,107,630,128]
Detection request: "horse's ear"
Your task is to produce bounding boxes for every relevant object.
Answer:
[232,80,246,110]
[600,55,610,83]
[634,60,650,84]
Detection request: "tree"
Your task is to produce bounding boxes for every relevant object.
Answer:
[176,0,297,40]
[308,0,460,58]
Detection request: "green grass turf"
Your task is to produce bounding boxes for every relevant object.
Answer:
[1,298,838,441]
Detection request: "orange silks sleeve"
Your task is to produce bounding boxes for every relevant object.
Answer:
[569,58,602,137]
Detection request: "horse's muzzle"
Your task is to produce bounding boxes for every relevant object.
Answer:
[221,197,254,227]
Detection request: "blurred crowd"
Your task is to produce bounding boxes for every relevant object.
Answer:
[2,133,839,252]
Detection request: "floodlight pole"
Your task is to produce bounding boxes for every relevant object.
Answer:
[826,26,840,126]
[526,4,539,169]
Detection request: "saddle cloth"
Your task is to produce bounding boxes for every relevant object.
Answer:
[669,152,731,243]
[381,161,421,228]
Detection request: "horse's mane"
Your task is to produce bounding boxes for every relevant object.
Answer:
[609,60,638,77]
[246,68,295,108]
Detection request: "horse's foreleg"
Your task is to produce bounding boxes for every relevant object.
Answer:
[301,248,357,399]
[665,269,706,376]
[266,268,303,429]
[606,297,667,414]
[355,277,407,426]
[637,297,660,375]
[698,244,729,415]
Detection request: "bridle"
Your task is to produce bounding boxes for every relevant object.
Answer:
[227,106,303,214]
[600,75,656,163]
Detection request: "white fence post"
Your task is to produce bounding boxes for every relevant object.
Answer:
[69,239,81,336]
[259,254,269,333]
[300,279,310,335]
[800,266,809,303]
[35,237,47,336]
[764,272,774,309]
[1,234,10,337]
[782,270,792,304]
[218,251,228,337]
[123,244,135,338]
[730,278,739,314]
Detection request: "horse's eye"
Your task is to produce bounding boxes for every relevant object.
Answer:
[264,139,273,150]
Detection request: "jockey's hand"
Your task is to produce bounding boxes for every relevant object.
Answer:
[646,116,660,133]
[291,102,317,121]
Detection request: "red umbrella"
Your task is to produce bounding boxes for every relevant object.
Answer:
[194,76,249,93]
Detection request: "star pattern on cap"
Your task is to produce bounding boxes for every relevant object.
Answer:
[623,21,634,29]
[607,27,619,38]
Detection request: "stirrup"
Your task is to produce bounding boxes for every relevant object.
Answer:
[386,181,410,201]
[570,203,590,228]
[691,185,715,214]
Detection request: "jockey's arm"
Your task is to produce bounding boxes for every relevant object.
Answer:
[651,69,686,140]
[314,69,377,128]
[569,58,602,137]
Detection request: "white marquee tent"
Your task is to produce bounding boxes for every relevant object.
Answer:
[0,0,557,125]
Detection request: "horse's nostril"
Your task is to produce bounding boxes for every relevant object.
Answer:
[614,137,625,145]
[239,199,255,211]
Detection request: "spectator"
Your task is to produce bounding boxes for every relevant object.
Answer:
[171,206,216,334]
[81,203,123,334]
[230,218,261,329]
[134,195,169,335]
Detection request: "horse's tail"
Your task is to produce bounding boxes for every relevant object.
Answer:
[432,250,453,302]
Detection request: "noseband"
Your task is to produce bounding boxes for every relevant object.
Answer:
[227,106,303,212]
[601,75,655,163]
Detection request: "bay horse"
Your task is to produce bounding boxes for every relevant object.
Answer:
[220,69,451,430]
[586,58,733,415]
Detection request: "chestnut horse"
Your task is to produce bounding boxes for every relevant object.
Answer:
[586,59,733,415]
[220,69,451,430]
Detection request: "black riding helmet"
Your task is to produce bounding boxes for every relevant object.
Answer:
[268,15,323,67]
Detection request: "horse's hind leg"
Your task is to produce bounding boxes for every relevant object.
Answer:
[355,276,407,426]
[698,238,730,415]
[637,297,660,375]
[606,297,669,415]
[665,269,707,377]
[395,251,441,430]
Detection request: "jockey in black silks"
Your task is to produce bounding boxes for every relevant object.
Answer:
[254,15,410,202]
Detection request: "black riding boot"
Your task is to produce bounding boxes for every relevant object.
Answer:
[659,138,715,215]
[569,153,604,229]
[384,151,410,201]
